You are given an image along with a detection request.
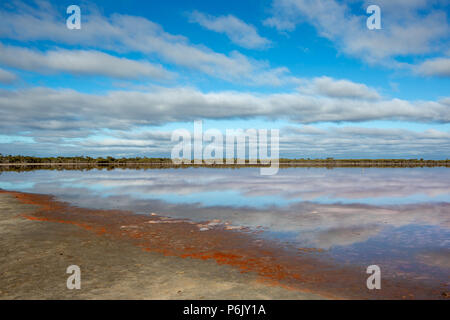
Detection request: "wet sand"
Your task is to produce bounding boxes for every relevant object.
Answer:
[0,190,447,299]
[0,191,323,299]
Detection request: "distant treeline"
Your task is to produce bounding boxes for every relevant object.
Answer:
[0,154,171,164]
[0,155,449,171]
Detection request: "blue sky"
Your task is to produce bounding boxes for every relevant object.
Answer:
[0,0,449,159]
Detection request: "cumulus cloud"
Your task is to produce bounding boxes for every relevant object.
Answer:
[188,11,271,49]
[0,84,449,159]
[281,126,450,158]
[264,0,450,66]
[5,123,449,159]
[0,86,449,140]
[0,1,290,86]
[299,76,381,100]
[0,67,17,83]
[415,57,450,77]
[0,43,174,80]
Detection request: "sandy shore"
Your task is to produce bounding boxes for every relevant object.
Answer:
[0,192,324,299]
[1,189,446,300]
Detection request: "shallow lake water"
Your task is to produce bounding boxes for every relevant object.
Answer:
[1,167,449,290]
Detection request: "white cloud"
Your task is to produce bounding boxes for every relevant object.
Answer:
[299,76,381,100]
[2,123,449,160]
[0,86,448,141]
[188,11,271,49]
[0,43,174,80]
[281,125,450,158]
[415,57,450,77]
[264,0,450,66]
[0,67,17,83]
[68,124,450,159]
[0,1,290,86]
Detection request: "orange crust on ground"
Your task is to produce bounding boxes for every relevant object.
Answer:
[1,189,445,299]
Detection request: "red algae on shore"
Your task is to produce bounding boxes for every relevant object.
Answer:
[1,189,446,300]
